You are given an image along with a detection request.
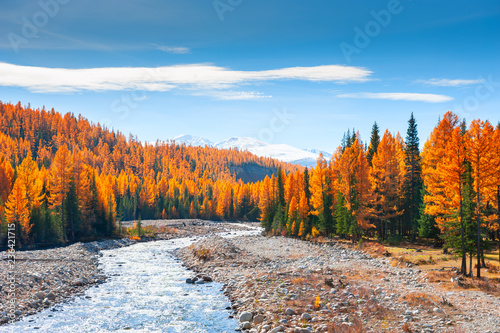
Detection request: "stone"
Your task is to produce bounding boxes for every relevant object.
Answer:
[294,328,313,333]
[240,321,251,329]
[195,280,205,285]
[301,313,312,321]
[71,278,85,287]
[35,291,46,299]
[285,308,295,315]
[239,311,253,323]
[253,314,265,324]
[269,326,284,333]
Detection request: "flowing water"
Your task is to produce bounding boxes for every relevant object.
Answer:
[2,227,260,333]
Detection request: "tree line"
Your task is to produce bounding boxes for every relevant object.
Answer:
[0,101,295,248]
[259,112,500,278]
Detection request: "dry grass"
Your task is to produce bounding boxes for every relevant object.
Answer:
[484,261,500,274]
[291,277,305,284]
[472,278,500,295]
[328,317,365,333]
[361,241,390,257]
[427,270,455,283]
[192,247,212,261]
[401,292,439,307]
[402,322,414,333]
[288,253,305,260]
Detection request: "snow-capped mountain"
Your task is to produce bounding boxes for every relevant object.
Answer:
[172,134,213,147]
[302,148,332,160]
[171,134,331,167]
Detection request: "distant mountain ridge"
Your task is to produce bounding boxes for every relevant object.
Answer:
[172,134,331,167]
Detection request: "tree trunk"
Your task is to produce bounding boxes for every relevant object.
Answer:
[460,183,466,275]
[469,254,473,278]
[477,185,481,278]
[497,185,500,263]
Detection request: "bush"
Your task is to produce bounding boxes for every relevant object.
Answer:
[386,234,402,245]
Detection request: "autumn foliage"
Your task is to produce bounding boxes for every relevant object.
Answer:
[0,101,295,246]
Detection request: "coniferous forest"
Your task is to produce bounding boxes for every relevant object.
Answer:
[1,101,500,277]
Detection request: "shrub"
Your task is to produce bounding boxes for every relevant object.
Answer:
[193,247,212,261]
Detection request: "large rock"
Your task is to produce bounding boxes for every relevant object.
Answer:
[239,311,253,323]
[240,321,252,329]
[269,326,284,333]
[285,308,295,315]
[71,278,85,286]
[301,312,312,321]
[294,328,313,333]
[253,314,265,324]
[35,291,46,299]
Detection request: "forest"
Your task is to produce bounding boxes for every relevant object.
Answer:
[0,101,295,247]
[1,101,499,277]
[258,112,500,278]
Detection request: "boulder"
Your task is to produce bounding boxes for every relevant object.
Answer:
[239,311,253,323]
[35,291,46,299]
[240,321,252,329]
[253,314,265,324]
[301,313,312,321]
[285,308,295,315]
[71,278,85,287]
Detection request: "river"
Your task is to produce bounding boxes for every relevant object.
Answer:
[2,227,260,333]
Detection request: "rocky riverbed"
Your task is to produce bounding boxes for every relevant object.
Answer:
[0,220,255,326]
[177,234,500,333]
[0,238,135,325]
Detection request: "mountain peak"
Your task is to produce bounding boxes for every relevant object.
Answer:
[171,134,213,147]
[171,134,327,167]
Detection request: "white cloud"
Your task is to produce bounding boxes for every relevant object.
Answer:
[156,45,191,54]
[416,78,483,87]
[200,91,272,100]
[336,92,453,103]
[0,62,372,94]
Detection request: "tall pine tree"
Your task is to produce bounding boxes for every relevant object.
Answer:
[367,122,380,167]
[403,113,423,240]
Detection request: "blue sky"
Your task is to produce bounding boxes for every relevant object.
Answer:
[0,0,499,152]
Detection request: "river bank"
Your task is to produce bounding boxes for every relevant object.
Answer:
[177,234,500,333]
[0,220,257,326]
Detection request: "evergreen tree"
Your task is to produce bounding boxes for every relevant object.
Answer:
[418,189,439,241]
[303,168,311,209]
[403,113,423,240]
[64,180,81,241]
[367,122,380,167]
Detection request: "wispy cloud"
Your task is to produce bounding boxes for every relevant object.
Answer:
[0,62,372,93]
[195,91,272,100]
[336,92,453,103]
[416,78,484,87]
[155,45,191,54]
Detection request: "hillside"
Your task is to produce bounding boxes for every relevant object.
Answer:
[0,101,296,247]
